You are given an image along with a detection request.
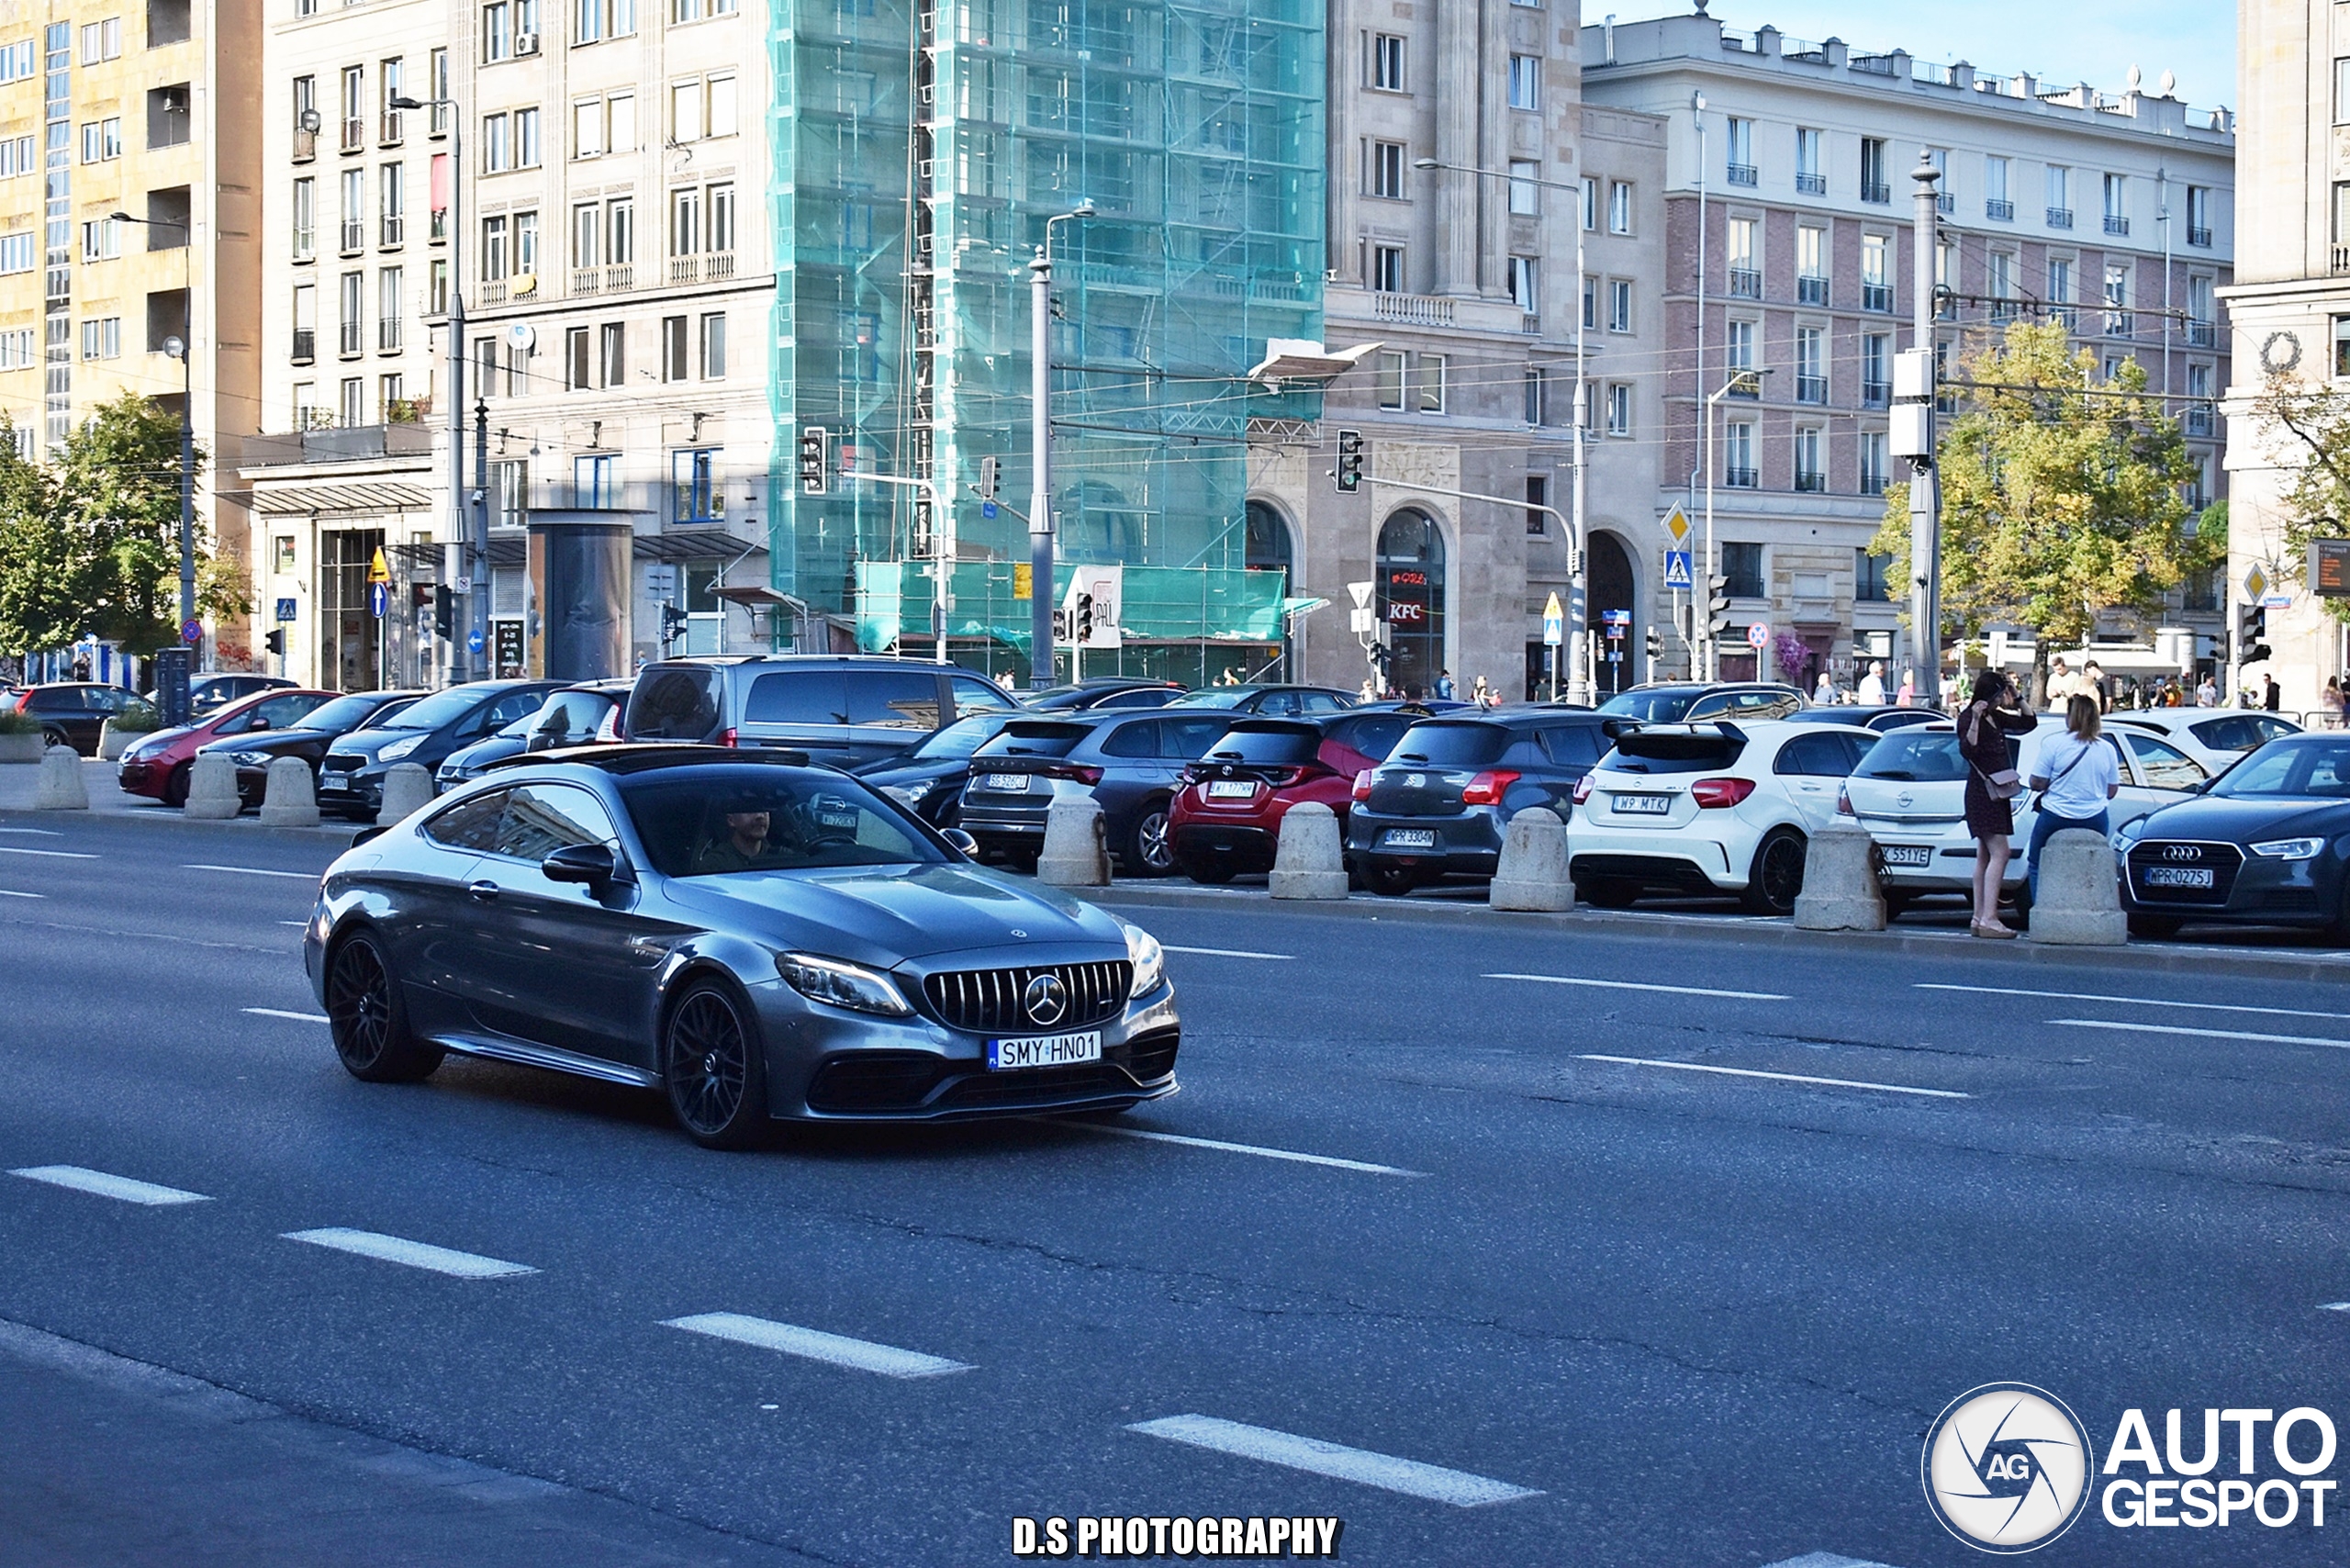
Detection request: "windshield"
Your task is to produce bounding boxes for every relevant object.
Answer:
[380,687,487,731]
[905,711,1018,761]
[1168,689,1248,709]
[975,722,1094,760]
[1597,689,1699,723]
[1388,722,1508,767]
[1204,727,1321,767]
[298,693,397,734]
[619,767,946,877]
[2209,738,2350,800]
[1854,731,1967,784]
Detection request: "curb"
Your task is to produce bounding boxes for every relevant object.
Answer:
[1081,881,2350,987]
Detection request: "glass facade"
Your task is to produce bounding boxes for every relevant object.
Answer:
[767,0,1325,675]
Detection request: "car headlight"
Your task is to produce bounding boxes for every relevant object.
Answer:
[1122,921,1166,996]
[2250,837,2325,861]
[378,734,423,761]
[882,781,933,805]
[776,952,913,1016]
[2110,817,2147,852]
[229,750,273,767]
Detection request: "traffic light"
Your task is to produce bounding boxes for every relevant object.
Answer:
[1707,575,1733,637]
[1074,592,1095,645]
[659,604,689,646]
[1645,626,1662,660]
[2240,602,2271,666]
[264,628,285,656]
[1334,429,1363,494]
[798,426,830,495]
[978,455,1001,500]
[432,585,455,640]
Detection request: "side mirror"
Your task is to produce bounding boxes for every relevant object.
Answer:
[524,732,552,752]
[542,842,631,888]
[248,715,270,732]
[941,827,979,857]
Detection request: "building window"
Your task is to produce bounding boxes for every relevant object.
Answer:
[661,314,688,381]
[1987,250,2016,319]
[379,57,404,142]
[1860,433,1888,498]
[1794,127,1824,195]
[1375,349,1405,409]
[292,177,316,261]
[0,232,34,274]
[2102,173,2129,237]
[1370,243,1404,293]
[80,217,121,262]
[2047,164,2072,228]
[380,373,404,414]
[514,208,537,274]
[1582,274,1597,330]
[1725,117,1754,185]
[1370,140,1405,200]
[2186,185,2213,248]
[1862,332,1891,406]
[379,162,404,246]
[1727,217,1759,298]
[513,106,539,166]
[576,453,615,505]
[1793,427,1824,491]
[78,118,121,163]
[1796,225,1827,304]
[339,270,363,354]
[1525,475,1547,535]
[291,283,316,362]
[2104,262,2130,334]
[1606,383,1630,437]
[340,169,364,252]
[1607,181,1632,235]
[2048,257,2075,326]
[1507,159,1539,217]
[1723,542,1763,596]
[1724,423,1756,489]
[566,325,590,388]
[428,49,449,135]
[599,321,624,386]
[700,311,725,378]
[482,0,512,61]
[1861,234,1890,313]
[340,65,364,151]
[293,382,319,428]
[339,377,364,429]
[78,17,120,63]
[78,317,120,360]
[427,258,448,316]
[1856,547,1892,599]
[1370,33,1403,90]
[1507,255,1538,313]
[673,448,720,522]
[1725,318,1754,374]
[480,214,508,279]
[1796,326,1825,403]
[1580,176,1596,230]
[1506,55,1539,113]
[377,266,402,351]
[1985,154,2012,221]
[1860,137,1888,203]
[1416,353,1446,413]
[482,111,512,171]
[1606,278,1631,333]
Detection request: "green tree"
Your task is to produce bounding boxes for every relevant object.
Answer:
[2249,370,2350,625]
[1870,320,2203,700]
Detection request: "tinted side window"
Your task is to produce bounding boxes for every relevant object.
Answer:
[254,693,330,728]
[1774,733,1850,777]
[1333,715,1408,761]
[744,670,846,725]
[2123,732,2206,789]
[1158,716,1231,759]
[486,689,549,728]
[421,789,509,851]
[1298,691,1345,713]
[492,783,620,861]
[628,668,722,739]
[26,689,73,711]
[948,675,1016,716]
[1099,722,1158,758]
[845,670,942,729]
[1539,724,1601,767]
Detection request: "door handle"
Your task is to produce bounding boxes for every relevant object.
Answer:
[466,879,501,902]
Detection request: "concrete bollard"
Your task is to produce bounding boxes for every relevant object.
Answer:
[378,763,436,824]
[181,752,242,819]
[2028,827,2127,946]
[259,755,321,828]
[1489,807,1572,913]
[29,745,88,810]
[1269,801,1348,901]
[1036,796,1112,887]
[1792,822,1885,931]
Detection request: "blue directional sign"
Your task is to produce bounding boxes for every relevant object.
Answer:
[981,501,999,520]
[274,597,298,622]
[466,628,485,654]
[1664,550,1694,591]
[368,582,388,619]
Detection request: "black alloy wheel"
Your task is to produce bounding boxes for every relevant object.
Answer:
[162,762,190,808]
[1125,799,1177,877]
[1363,861,1420,897]
[326,931,442,1082]
[41,728,67,751]
[663,980,767,1149]
[1741,828,1808,916]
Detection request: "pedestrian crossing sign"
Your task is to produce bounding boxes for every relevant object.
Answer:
[1664,550,1694,591]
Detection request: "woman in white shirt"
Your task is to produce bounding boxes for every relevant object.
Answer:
[2023,695,2121,902]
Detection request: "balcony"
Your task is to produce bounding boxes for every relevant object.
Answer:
[339,219,363,254]
[2186,320,2215,349]
[1986,198,2014,221]
[338,321,362,356]
[2184,403,2214,436]
[1723,466,1759,488]
[1370,291,1456,327]
[1796,374,1828,404]
[1520,312,1539,336]
[1988,299,2022,324]
[1860,472,1887,496]
[1862,181,1890,205]
[378,111,403,145]
[1723,372,1760,399]
[1862,379,1890,408]
[479,279,506,305]
[2104,308,2132,337]
[1862,283,1892,313]
[1795,173,1826,196]
[1728,267,1761,299]
[2334,244,2350,277]
[1795,470,1827,492]
[2104,214,2130,237]
[2188,225,2212,249]
[292,127,316,162]
[2047,207,2073,230]
[291,327,315,364]
[1797,274,1828,306]
[340,116,364,153]
[380,215,403,248]
[377,316,400,352]
[706,251,734,281]
[1726,162,1757,187]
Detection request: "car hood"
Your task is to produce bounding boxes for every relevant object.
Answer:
[2127,795,2350,843]
[197,725,339,756]
[330,725,440,758]
[658,861,1124,966]
[442,735,526,771]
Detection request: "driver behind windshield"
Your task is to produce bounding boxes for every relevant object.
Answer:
[689,795,794,873]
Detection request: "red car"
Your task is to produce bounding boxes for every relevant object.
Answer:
[117,688,339,806]
[1169,712,1415,882]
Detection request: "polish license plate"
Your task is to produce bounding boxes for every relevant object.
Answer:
[982,772,1031,792]
[1206,780,1257,799]
[986,1029,1103,1070]
[321,772,351,790]
[1881,845,1931,868]
[1382,827,1438,849]
[2143,866,2214,890]
[1612,794,1673,815]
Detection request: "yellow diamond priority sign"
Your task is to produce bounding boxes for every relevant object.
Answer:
[1662,505,1693,547]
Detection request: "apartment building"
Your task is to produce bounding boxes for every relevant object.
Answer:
[0,1,260,665]
[1584,11,2235,689]
[2219,1,2350,712]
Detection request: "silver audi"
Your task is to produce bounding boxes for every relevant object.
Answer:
[302,745,1178,1148]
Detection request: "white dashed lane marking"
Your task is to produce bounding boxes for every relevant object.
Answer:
[2049,1019,2350,1050]
[1127,1415,1540,1507]
[11,1165,209,1206]
[0,889,41,899]
[1163,945,1294,960]
[0,827,62,835]
[1048,1121,1424,1177]
[0,845,95,858]
[1762,1554,1908,1568]
[184,864,316,880]
[1922,981,2350,1023]
[243,1008,330,1023]
[1489,972,1790,1002]
[283,1228,536,1279]
[663,1313,973,1379]
[1578,1055,1971,1100]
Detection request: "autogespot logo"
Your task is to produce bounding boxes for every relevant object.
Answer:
[1922,1383,2096,1553]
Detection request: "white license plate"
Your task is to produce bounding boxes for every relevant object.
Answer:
[982,772,1031,792]
[1206,780,1257,799]
[322,773,351,788]
[1611,794,1673,815]
[2143,866,2214,890]
[986,1029,1102,1070]
[1382,827,1438,849]
[1881,845,1931,868]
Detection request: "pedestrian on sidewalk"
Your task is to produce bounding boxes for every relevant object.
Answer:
[1958,667,2034,939]
[2322,677,2344,729]
[1858,660,1886,704]
[2023,695,2120,903]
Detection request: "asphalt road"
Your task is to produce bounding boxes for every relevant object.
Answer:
[4,809,2349,1565]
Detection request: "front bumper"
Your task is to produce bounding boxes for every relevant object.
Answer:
[2120,845,2342,928]
[316,767,386,816]
[115,756,169,797]
[1345,806,1505,876]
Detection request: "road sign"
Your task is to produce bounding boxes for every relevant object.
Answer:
[1013,562,1033,599]
[1746,622,1771,650]
[368,582,387,619]
[274,597,297,622]
[1661,505,1693,546]
[644,564,677,598]
[1602,608,1631,627]
[1347,580,1374,610]
[2261,591,2295,609]
[180,618,202,646]
[981,500,998,520]
[2244,564,2272,603]
[1350,606,1377,634]
[1663,550,1693,591]
[466,628,485,655]
[2312,540,2350,599]
[367,547,390,585]
[1542,590,1563,646]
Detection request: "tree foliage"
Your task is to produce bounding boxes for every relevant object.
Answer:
[1869,321,2208,686]
[2249,369,2350,625]
[0,395,214,658]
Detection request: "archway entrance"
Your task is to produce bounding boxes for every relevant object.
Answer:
[1376,509,1446,697]
[1587,529,1635,696]
[1245,500,1294,680]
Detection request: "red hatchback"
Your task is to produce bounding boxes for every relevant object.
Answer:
[117,688,338,806]
[1169,714,1411,882]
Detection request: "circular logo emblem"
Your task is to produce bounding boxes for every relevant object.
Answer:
[1023,973,1069,1027]
[1921,1383,2094,1553]
[2163,845,2201,863]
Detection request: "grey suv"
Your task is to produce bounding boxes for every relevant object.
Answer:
[623,655,1019,767]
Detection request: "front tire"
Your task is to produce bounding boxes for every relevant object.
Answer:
[2129,913,2183,940]
[663,980,768,1150]
[162,762,190,808]
[1363,861,1419,897]
[326,930,443,1082]
[1740,828,1807,916]
[1123,798,1177,878]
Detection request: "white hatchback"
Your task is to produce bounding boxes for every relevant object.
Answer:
[1565,719,1877,915]
[2105,710,2301,777]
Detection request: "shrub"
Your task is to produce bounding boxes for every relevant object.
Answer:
[109,700,161,734]
[0,708,39,735]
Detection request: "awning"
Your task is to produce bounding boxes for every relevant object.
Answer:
[252,481,435,516]
[632,529,767,563]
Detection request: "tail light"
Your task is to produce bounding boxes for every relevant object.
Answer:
[717,727,739,748]
[1351,769,1373,801]
[1572,774,1595,806]
[1043,763,1103,785]
[1689,776,1755,809]
[1835,782,1852,815]
[1460,769,1521,806]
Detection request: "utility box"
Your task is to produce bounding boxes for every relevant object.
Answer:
[1893,347,1935,402]
[1890,403,1934,460]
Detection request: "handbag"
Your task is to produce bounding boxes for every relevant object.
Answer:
[1963,705,2024,800]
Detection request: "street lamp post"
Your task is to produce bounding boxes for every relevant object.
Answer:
[1909,151,1944,697]
[1413,157,1592,702]
[1027,200,1094,689]
[1704,368,1772,680]
[388,93,468,686]
[114,210,196,720]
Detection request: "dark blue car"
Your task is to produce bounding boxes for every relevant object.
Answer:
[2115,733,2350,940]
[957,710,1235,875]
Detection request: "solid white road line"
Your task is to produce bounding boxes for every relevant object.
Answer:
[1489,972,1790,1002]
[0,845,95,858]
[2320,1303,2350,1313]
[10,1165,209,1206]
[243,1007,329,1023]
[184,864,316,880]
[1577,1054,1971,1100]
[0,889,41,899]
[1163,945,1295,960]
[1762,1555,1908,1568]
[0,826,62,834]
[662,1313,973,1379]
[283,1228,536,1279]
[1921,981,2350,1023]
[1051,1121,1424,1177]
[1127,1415,1540,1507]
[2049,1018,2350,1050]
